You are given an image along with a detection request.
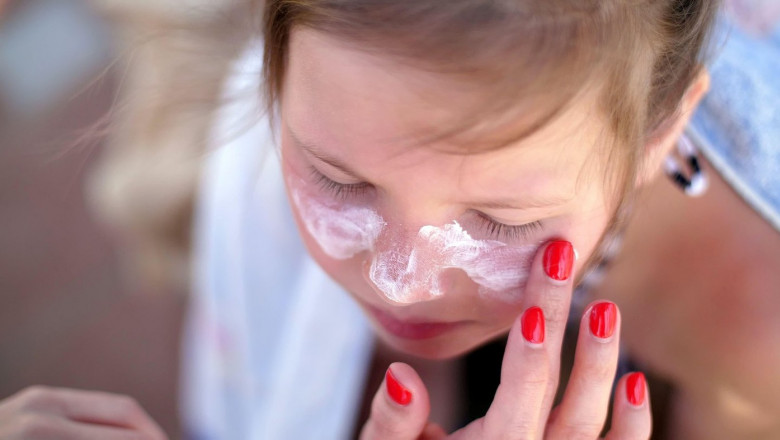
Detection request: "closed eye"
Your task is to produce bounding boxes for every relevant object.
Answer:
[475,212,542,241]
[309,166,372,200]
[310,165,543,240]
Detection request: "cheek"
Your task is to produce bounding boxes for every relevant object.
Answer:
[293,192,384,260]
[283,158,386,260]
[287,195,369,291]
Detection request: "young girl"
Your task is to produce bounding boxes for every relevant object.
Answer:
[184,1,724,438]
[2,1,779,439]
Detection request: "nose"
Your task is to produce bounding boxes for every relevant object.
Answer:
[361,222,448,305]
[362,249,442,305]
[361,200,467,304]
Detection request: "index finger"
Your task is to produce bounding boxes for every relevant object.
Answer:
[522,239,577,414]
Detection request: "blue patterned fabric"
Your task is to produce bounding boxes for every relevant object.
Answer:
[688,12,780,232]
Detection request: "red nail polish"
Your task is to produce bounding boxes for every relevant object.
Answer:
[626,372,646,406]
[521,306,545,344]
[543,240,574,281]
[589,302,617,339]
[386,368,412,405]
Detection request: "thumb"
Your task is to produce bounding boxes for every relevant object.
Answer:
[360,362,432,440]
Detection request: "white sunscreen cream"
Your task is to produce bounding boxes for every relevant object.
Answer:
[369,222,536,303]
[290,185,385,259]
[289,178,534,303]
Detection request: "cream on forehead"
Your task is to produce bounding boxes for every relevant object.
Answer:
[369,222,535,304]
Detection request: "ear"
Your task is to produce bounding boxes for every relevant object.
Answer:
[635,68,711,188]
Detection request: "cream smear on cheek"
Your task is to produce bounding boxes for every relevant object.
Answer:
[288,178,535,304]
[289,182,385,259]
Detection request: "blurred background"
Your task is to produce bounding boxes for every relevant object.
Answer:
[0,0,214,436]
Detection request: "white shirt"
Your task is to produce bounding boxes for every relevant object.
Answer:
[179,41,374,440]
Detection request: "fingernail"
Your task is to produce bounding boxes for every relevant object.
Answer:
[626,372,646,406]
[521,306,545,344]
[543,240,574,281]
[589,301,617,339]
[386,367,412,406]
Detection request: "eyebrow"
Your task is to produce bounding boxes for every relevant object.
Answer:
[289,129,363,178]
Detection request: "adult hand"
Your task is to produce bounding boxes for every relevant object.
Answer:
[360,240,651,440]
[0,386,168,440]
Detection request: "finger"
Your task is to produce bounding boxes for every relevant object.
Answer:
[360,363,431,440]
[481,306,550,439]
[546,301,621,439]
[12,414,158,440]
[522,240,577,413]
[419,422,448,440]
[605,372,652,440]
[21,386,167,440]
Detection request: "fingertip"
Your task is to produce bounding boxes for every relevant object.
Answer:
[362,363,430,440]
[384,363,430,409]
[607,372,652,440]
[582,300,620,343]
[522,239,577,322]
[386,365,412,406]
[520,306,546,346]
[542,239,575,282]
[625,372,648,408]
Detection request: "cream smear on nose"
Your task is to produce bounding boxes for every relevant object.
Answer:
[288,178,534,303]
[369,222,536,304]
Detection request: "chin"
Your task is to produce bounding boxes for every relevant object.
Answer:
[373,325,505,360]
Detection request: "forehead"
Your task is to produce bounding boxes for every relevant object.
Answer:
[283,28,608,202]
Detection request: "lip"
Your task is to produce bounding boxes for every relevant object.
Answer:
[365,304,465,340]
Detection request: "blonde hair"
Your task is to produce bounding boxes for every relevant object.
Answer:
[261,0,721,277]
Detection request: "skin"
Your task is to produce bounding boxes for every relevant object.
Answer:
[595,150,780,439]
[0,386,167,440]
[278,27,712,437]
[280,28,614,360]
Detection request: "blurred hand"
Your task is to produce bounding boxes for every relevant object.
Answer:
[0,386,168,440]
[360,240,652,440]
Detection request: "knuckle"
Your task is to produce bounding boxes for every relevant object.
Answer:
[555,420,605,439]
[507,360,551,389]
[15,413,60,438]
[115,395,144,419]
[545,292,571,313]
[17,386,55,410]
[579,351,617,379]
[546,311,568,330]
[500,419,536,440]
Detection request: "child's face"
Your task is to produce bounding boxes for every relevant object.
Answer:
[280,29,613,359]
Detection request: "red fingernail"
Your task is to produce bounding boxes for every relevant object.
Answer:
[589,302,617,339]
[521,306,545,344]
[626,372,646,406]
[543,240,574,281]
[386,368,412,406]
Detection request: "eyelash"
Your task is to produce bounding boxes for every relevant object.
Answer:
[310,167,371,200]
[475,213,543,241]
[309,166,543,240]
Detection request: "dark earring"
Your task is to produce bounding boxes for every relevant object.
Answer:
[664,133,708,197]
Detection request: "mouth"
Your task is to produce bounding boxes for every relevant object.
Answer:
[364,303,465,340]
